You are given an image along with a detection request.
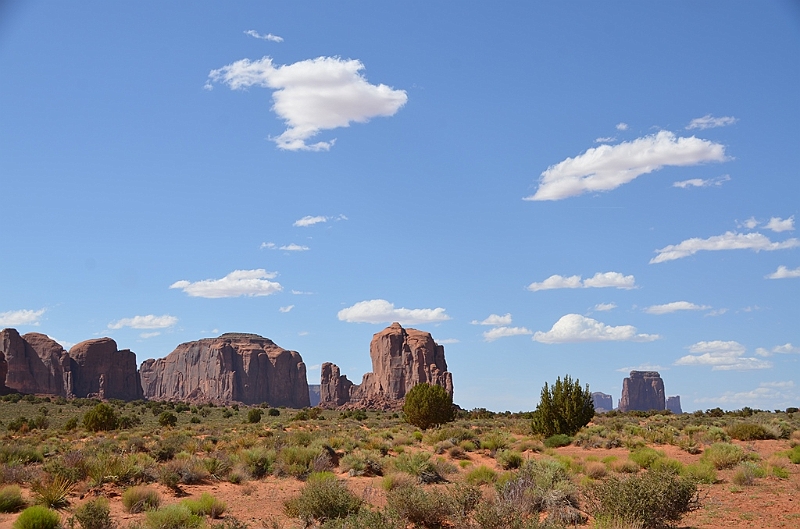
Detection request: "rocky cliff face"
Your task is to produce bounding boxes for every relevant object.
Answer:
[618,371,665,412]
[140,333,310,407]
[0,349,10,395]
[592,392,613,412]
[0,329,71,396]
[69,338,143,401]
[320,322,454,410]
[666,395,682,414]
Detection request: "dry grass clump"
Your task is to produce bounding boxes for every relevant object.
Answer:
[122,486,162,513]
[0,485,26,513]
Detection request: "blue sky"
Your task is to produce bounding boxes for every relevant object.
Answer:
[2,1,799,411]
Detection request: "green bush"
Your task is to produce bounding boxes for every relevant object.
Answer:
[701,443,747,469]
[731,461,766,486]
[726,422,774,441]
[145,505,203,529]
[586,470,700,529]
[122,486,161,513]
[495,449,523,470]
[0,485,26,513]
[465,465,497,485]
[402,383,454,430]
[543,434,573,448]
[283,472,362,525]
[392,452,443,484]
[158,412,178,428]
[531,375,594,437]
[13,506,61,529]
[267,408,280,417]
[787,445,800,464]
[385,485,453,529]
[496,459,582,525]
[319,509,404,529]
[83,404,119,432]
[246,409,262,424]
[181,493,226,519]
[73,498,112,529]
[629,447,664,469]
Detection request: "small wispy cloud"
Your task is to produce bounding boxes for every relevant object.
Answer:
[755,343,800,357]
[686,114,738,130]
[644,301,711,315]
[244,30,283,43]
[483,326,533,342]
[293,214,347,227]
[592,302,617,312]
[616,123,628,131]
[616,363,666,373]
[471,313,513,326]
[766,265,800,279]
[437,338,460,344]
[651,231,799,264]
[108,314,178,330]
[528,272,636,291]
[140,332,161,339]
[595,136,616,143]
[279,305,294,313]
[279,244,310,251]
[673,174,730,188]
[0,308,46,327]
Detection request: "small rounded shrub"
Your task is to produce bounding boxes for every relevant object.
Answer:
[267,408,280,417]
[158,412,177,428]
[181,493,226,519]
[13,506,61,529]
[83,404,119,432]
[247,409,262,424]
[726,423,774,441]
[701,443,747,470]
[122,486,162,513]
[403,383,454,430]
[145,505,203,529]
[73,498,112,529]
[283,472,362,525]
[0,485,26,513]
[543,434,572,448]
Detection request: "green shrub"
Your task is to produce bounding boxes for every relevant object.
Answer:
[181,493,226,519]
[683,462,717,484]
[701,443,747,469]
[319,509,404,529]
[586,470,700,528]
[731,461,766,486]
[0,443,44,464]
[392,452,443,484]
[496,459,582,525]
[246,409,262,424]
[267,408,280,417]
[31,476,73,509]
[788,445,800,464]
[73,498,112,529]
[145,505,203,529]
[0,485,26,513]
[283,472,362,525]
[385,485,453,529]
[465,465,497,485]
[629,447,664,469]
[13,506,61,529]
[496,449,523,470]
[726,422,774,441]
[531,374,594,437]
[403,383,454,430]
[158,412,177,428]
[241,447,275,479]
[83,404,119,432]
[543,434,572,448]
[122,486,161,513]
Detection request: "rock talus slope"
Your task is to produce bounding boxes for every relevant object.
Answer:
[140,333,310,407]
[320,322,453,409]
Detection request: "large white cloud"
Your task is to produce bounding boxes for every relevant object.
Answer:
[766,265,800,279]
[651,231,800,264]
[525,131,727,201]
[533,314,659,343]
[483,326,533,342]
[675,340,772,371]
[644,301,711,315]
[170,269,282,298]
[337,299,450,325]
[471,313,513,326]
[527,272,635,291]
[108,314,178,330]
[686,114,738,130]
[0,308,46,327]
[208,56,407,151]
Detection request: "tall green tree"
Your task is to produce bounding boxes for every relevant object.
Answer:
[403,383,455,430]
[531,375,594,437]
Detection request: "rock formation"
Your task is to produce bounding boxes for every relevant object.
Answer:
[0,350,10,395]
[140,333,310,407]
[0,328,143,400]
[308,385,321,407]
[68,338,143,401]
[592,392,613,412]
[320,322,453,410]
[666,395,682,414]
[618,371,665,412]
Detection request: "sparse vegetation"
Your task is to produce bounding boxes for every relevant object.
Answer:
[13,506,62,529]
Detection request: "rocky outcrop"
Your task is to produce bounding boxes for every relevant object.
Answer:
[0,329,71,396]
[69,338,143,401]
[666,395,682,414]
[140,333,309,407]
[592,392,613,412]
[320,322,454,410]
[0,350,10,395]
[618,371,665,412]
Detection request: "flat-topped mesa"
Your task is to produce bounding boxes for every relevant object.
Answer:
[140,333,310,407]
[320,322,454,410]
[666,395,683,414]
[592,392,613,412]
[618,370,665,412]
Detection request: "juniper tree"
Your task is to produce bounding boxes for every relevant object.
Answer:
[531,375,594,437]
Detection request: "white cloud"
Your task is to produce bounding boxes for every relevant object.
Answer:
[279,305,294,313]
[651,231,799,264]
[755,343,800,357]
[765,216,795,232]
[0,308,46,327]
[279,243,310,251]
[533,314,660,344]
[292,289,313,295]
[260,242,276,249]
[616,364,666,373]
[705,308,728,317]
[471,313,513,326]
[740,217,760,229]
[595,136,616,143]
[675,340,772,371]
[337,299,450,325]
[695,381,796,406]
[525,131,727,201]
[686,114,738,130]
[437,338,460,344]
[244,30,283,43]
[208,56,408,151]
[294,215,328,227]
[593,302,617,312]
[616,123,628,131]
[527,272,635,291]
[766,265,800,279]
[170,269,282,298]
[108,314,178,330]
[483,326,533,342]
[644,301,711,315]
[140,332,161,339]
[673,174,730,188]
